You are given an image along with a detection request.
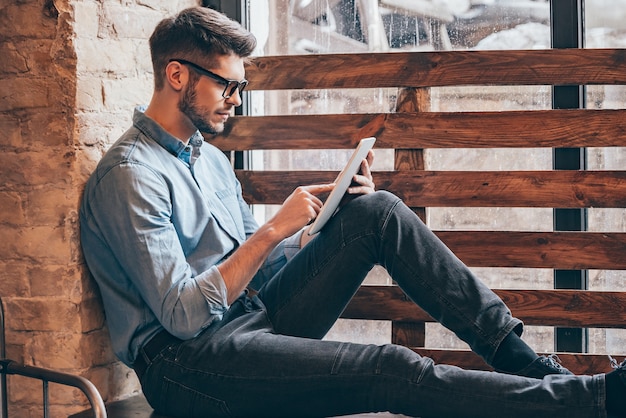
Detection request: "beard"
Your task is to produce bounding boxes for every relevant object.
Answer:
[178,81,223,135]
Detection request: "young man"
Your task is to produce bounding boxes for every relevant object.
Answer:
[80,6,626,418]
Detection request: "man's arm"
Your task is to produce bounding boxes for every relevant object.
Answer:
[218,184,334,304]
[220,150,376,304]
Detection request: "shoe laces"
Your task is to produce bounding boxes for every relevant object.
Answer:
[608,355,626,370]
[545,353,565,370]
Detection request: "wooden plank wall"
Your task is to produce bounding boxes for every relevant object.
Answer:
[210,48,626,376]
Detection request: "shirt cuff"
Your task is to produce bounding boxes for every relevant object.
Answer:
[196,265,230,314]
[283,228,304,260]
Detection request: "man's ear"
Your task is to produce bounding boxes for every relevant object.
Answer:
[165,61,187,92]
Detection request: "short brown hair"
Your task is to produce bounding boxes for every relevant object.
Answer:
[149,7,257,90]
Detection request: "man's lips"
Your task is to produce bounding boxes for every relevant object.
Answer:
[216,108,233,121]
[216,112,230,121]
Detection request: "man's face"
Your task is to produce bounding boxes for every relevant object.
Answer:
[178,78,219,135]
[177,54,246,135]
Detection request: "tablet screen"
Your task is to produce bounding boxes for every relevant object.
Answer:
[307,137,376,235]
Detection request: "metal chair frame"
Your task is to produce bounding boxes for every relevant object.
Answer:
[0,298,106,418]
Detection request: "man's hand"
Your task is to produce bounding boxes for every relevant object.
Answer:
[347,149,375,196]
[268,183,335,240]
[218,183,334,303]
[300,150,376,246]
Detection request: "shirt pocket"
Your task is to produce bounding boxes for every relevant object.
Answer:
[214,188,245,241]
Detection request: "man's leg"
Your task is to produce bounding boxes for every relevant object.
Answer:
[259,191,525,365]
[141,304,605,418]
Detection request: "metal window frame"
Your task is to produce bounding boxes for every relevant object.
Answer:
[203,0,250,170]
[550,0,589,353]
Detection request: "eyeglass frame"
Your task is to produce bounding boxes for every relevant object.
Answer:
[169,58,248,99]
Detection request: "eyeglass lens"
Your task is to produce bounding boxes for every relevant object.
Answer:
[225,80,247,98]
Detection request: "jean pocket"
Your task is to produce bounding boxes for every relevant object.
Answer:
[157,376,232,417]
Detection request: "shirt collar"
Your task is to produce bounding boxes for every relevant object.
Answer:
[132,107,203,164]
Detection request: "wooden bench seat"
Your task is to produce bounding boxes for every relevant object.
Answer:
[72,47,626,417]
[68,393,407,418]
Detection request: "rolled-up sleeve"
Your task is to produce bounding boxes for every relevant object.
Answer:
[195,265,230,315]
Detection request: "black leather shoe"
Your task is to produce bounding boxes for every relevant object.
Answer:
[514,354,573,379]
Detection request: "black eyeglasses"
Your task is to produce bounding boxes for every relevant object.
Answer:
[169,58,248,99]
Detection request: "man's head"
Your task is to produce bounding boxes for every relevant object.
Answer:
[149,7,257,91]
[147,7,257,136]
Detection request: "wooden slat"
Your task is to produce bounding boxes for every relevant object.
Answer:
[392,322,425,347]
[377,171,626,208]
[235,170,626,208]
[411,349,618,375]
[342,286,626,327]
[244,49,626,90]
[438,231,626,270]
[212,109,626,150]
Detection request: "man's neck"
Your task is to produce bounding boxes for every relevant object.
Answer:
[144,96,196,144]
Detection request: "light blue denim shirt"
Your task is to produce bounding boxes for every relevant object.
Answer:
[80,109,302,366]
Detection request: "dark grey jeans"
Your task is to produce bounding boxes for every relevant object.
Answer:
[140,191,605,417]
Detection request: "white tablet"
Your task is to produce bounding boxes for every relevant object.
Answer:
[307,137,376,235]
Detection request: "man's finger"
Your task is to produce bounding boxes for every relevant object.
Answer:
[301,183,335,195]
[366,149,374,167]
[359,159,372,178]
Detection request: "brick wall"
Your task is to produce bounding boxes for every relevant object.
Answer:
[0,1,197,416]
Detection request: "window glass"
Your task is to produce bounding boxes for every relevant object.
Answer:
[584,0,626,353]
[585,0,626,286]
[246,1,626,350]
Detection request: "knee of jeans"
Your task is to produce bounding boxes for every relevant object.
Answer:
[379,344,435,384]
[335,192,389,234]
[346,191,402,220]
